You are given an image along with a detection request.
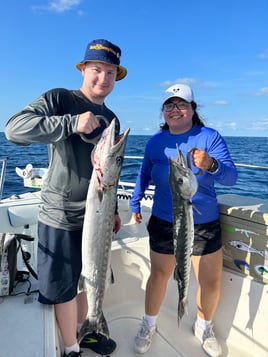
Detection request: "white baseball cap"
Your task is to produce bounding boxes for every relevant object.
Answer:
[163,84,194,104]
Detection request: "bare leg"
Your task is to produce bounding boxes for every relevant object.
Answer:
[55,298,78,347]
[134,251,175,354]
[191,248,223,320]
[76,291,88,324]
[145,250,175,316]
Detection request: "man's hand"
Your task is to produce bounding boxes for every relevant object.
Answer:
[76,111,101,134]
[113,214,121,233]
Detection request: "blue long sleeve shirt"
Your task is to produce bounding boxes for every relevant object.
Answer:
[130,125,238,224]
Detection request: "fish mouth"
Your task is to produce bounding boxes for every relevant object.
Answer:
[170,159,189,180]
[169,158,189,181]
[92,120,130,192]
[113,126,130,153]
[169,149,198,199]
[171,148,188,176]
[91,119,130,159]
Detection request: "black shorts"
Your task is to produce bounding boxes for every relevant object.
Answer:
[147,215,222,256]
[37,222,82,304]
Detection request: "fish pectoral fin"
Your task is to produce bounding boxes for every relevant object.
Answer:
[99,311,110,337]
[109,265,115,284]
[97,189,103,201]
[193,203,201,215]
[173,265,182,283]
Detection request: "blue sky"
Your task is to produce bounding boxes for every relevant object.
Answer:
[1,0,268,136]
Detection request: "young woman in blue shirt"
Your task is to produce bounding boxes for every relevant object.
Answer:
[130,84,237,357]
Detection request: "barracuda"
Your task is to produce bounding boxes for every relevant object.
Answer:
[78,119,130,341]
[169,147,198,326]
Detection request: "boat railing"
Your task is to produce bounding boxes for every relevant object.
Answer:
[118,180,155,198]
[118,155,268,198]
[124,155,268,170]
[235,163,268,170]
[1,155,268,201]
[0,157,8,201]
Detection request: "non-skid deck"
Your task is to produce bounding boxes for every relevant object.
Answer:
[1,195,267,357]
[81,237,268,357]
[0,291,60,357]
[80,312,208,357]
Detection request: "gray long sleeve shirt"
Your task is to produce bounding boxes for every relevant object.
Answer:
[5,88,120,230]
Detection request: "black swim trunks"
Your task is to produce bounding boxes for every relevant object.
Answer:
[147,215,222,256]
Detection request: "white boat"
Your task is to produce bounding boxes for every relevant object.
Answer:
[0,158,267,357]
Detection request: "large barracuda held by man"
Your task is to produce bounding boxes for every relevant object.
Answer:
[78,119,130,341]
[169,147,199,326]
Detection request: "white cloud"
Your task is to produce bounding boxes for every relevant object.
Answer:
[32,0,82,13]
[211,100,228,105]
[160,78,201,88]
[226,122,237,129]
[259,49,268,59]
[254,87,268,96]
[48,0,81,12]
[207,120,237,131]
[159,78,220,90]
[243,87,268,97]
[249,118,268,131]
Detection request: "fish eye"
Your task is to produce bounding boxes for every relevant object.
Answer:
[116,156,123,165]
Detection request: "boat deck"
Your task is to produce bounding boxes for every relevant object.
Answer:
[79,237,267,357]
[0,291,60,357]
[0,194,267,356]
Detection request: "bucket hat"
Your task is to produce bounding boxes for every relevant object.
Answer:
[76,39,127,81]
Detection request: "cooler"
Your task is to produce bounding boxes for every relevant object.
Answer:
[218,194,268,284]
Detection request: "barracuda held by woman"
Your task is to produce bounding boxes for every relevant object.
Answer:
[168,147,198,324]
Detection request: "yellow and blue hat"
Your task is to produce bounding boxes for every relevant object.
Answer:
[76,39,127,81]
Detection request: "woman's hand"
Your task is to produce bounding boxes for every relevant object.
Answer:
[192,148,214,171]
[132,212,142,224]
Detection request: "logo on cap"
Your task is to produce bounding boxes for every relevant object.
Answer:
[90,44,120,60]
[172,87,181,93]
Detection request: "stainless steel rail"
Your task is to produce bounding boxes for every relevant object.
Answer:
[0,157,8,200]
[124,155,268,170]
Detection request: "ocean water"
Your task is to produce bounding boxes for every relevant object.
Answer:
[1,133,268,200]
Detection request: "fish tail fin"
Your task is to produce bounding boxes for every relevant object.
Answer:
[77,311,109,343]
[177,297,188,326]
[77,318,92,343]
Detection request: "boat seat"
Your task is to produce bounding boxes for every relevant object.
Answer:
[7,204,39,227]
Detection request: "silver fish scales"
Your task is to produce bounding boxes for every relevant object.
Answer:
[169,147,198,326]
[78,119,130,341]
